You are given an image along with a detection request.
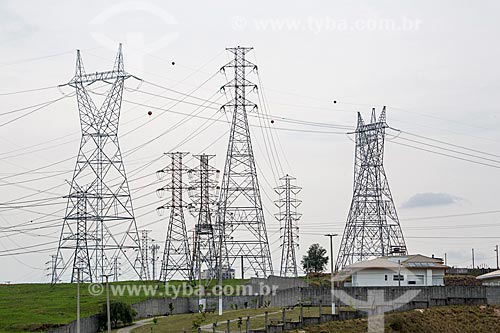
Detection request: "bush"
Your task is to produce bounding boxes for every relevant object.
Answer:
[388,315,405,331]
[445,275,482,286]
[98,300,137,329]
[168,302,175,315]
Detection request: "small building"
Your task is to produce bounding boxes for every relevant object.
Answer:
[476,270,500,286]
[201,267,235,280]
[339,254,447,287]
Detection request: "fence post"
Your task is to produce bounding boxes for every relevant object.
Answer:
[282,307,286,324]
[212,322,216,333]
[300,303,304,322]
[197,328,201,333]
[265,311,269,333]
[319,299,322,317]
[227,319,231,333]
[246,316,250,333]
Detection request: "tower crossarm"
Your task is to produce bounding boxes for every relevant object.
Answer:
[68,70,131,86]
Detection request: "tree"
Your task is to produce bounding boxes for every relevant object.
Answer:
[98,300,137,329]
[168,302,174,315]
[301,243,329,274]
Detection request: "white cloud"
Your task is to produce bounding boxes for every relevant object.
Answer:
[401,192,464,209]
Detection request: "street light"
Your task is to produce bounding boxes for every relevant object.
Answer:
[76,268,81,333]
[101,274,113,333]
[324,233,339,315]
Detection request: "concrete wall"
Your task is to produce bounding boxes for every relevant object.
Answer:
[486,286,500,304]
[47,285,500,333]
[248,275,307,291]
[300,286,489,310]
[47,315,99,333]
[132,294,264,318]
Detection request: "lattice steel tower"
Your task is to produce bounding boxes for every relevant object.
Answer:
[336,107,407,270]
[218,46,273,277]
[157,152,193,281]
[275,175,301,277]
[138,230,151,280]
[187,154,220,284]
[53,45,142,283]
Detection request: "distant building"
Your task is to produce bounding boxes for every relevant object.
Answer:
[201,267,235,280]
[476,270,500,286]
[338,254,447,287]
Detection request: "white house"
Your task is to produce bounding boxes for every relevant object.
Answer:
[338,254,447,287]
[476,270,500,286]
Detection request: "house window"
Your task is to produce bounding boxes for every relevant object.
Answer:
[393,274,404,281]
[408,281,416,285]
[385,275,388,281]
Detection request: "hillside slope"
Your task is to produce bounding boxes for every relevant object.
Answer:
[300,305,500,333]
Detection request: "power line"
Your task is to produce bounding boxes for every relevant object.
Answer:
[395,136,500,164]
[0,85,59,96]
[399,130,500,159]
[390,141,500,169]
[0,50,78,68]
[0,94,71,128]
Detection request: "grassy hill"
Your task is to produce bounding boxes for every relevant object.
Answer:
[299,305,500,333]
[0,279,246,333]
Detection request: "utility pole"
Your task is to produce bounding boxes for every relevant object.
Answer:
[495,245,499,270]
[472,248,475,268]
[275,175,302,277]
[218,224,223,316]
[324,233,338,315]
[241,255,244,283]
[103,274,113,333]
[76,268,80,333]
[398,260,401,287]
[444,253,447,266]
[198,233,202,311]
[158,152,193,281]
[53,45,142,283]
[336,107,407,271]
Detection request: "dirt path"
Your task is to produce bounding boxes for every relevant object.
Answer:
[117,317,163,333]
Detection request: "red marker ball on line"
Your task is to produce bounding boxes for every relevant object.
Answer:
[148,111,153,116]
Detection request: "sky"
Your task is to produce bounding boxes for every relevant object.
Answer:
[0,0,499,282]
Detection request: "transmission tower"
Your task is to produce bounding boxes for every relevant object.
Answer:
[150,244,160,281]
[336,107,407,270]
[112,257,121,282]
[157,152,193,281]
[138,230,151,280]
[46,255,60,282]
[218,46,273,278]
[187,154,220,285]
[53,45,143,283]
[275,175,301,277]
[70,186,92,282]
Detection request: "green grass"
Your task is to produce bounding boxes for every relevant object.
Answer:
[133,306,354,333]
[133,307,280,333]
[0,279,248,333]
[300,305,500,333]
